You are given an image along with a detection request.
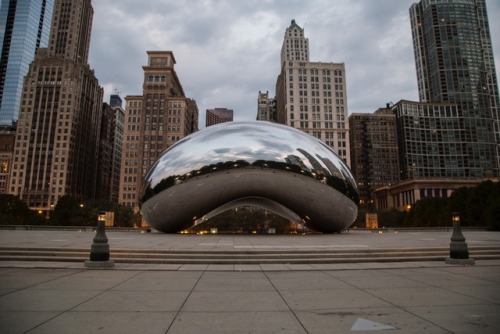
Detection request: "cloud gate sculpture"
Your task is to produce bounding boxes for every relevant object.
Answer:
[140,122,359,233]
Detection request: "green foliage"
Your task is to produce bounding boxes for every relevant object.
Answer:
[405,197,448,227]
[373,181,500,229]
[0,193,144,227]
[484,198,500,231]
[378,209,407,228]
[0,194,41,225]
[446,180,500,228]
[48,195,140,227]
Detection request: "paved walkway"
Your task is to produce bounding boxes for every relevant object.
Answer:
[0,230,499,333]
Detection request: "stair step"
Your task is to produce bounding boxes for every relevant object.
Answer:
[1,246,499,265]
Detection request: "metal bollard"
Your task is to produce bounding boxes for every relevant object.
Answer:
[85,221,114,268]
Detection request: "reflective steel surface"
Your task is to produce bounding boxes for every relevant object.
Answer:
[141,122,359,233]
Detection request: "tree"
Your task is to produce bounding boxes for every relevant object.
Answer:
[0,194,37,225]
[50,195,88,226]
[405,197,448,227]
[378,209,407,228]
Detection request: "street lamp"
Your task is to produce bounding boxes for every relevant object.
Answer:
[446,212,475,264]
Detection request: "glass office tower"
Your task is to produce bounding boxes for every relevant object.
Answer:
[0,0,54,126]
[410,0,500,177]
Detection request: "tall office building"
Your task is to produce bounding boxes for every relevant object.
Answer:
[0,0,54,126]
[9,0,103,215]
[0,125,15,193]
[109,94,124,204]
[410,0,499,177]
[275,20,350,165]
[206,107,233,127]
[371,0,499,210]
[119,51,198,209]
[349,107,400,206]
[97,95,124,203]
[257,91,276,122]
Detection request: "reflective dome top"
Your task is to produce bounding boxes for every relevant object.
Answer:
[141,121,358,205]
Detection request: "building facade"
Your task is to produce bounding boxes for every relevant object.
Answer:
[410,0,500,176]
[97,103,114,203]
[256,91,276,122]
[8,0,103,215]
[206,107,233,127]
[349,107,400,206]
[119,51,198,210]
[394,100,476,179]
[0,125,15,193]
[275,20,350,165]
[109,94,124,204]
[368,0,500,211]
[0,0,54,126]
[97,95,125,204]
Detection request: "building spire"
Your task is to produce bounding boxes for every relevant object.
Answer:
[289,19,302,29]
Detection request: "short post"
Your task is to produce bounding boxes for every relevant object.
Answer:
[84,214,114,268]
[446,212,475,265]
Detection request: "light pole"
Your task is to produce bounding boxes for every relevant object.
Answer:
[446,212,475,265]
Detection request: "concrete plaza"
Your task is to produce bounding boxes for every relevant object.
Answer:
[0,230,499,333]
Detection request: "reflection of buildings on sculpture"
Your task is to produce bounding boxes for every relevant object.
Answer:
[257,91,276,122]
[285,155,307,171]
[119,51,199,210]
[206,108,233,127]
[261,20,351,166]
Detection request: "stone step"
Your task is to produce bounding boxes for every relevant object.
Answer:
[1,247,499,264]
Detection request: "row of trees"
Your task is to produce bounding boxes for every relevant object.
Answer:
[355,180,500,230]
[0,194,142,227]
[1,181,499,231]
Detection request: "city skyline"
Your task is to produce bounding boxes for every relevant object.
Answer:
[88,0,500,128]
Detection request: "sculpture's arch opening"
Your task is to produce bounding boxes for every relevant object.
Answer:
[182,197,310,234]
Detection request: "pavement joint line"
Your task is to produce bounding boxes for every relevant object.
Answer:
[165,265,208,333]
[329,268,456,333]
[21,269,146,333]
[262,269,310,333]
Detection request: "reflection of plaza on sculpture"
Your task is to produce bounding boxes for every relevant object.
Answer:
[141,122,359,233]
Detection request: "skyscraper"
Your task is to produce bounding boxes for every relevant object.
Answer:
[119,51,198,210]
[410,0,500,177]
[0,0,54,126]
[349,107,400,206]
[206,107,233,127]
[97,95,124,204]
[275,20,350,165]
[9,0,103,216]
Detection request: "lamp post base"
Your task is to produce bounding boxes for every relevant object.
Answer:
[84,260,115,269]
[445,257,475,265]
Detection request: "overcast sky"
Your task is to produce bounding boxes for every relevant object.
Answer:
[88,0,500,128]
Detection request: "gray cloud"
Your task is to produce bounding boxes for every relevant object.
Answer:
[89,0,500,127]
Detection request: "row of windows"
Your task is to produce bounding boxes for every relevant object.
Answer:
[292,113,345,121]
[288,68,343,76]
